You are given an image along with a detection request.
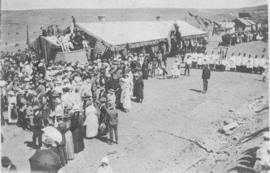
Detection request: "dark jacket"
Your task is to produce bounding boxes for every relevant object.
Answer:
[106,108,118,125]
[202,67,211,80]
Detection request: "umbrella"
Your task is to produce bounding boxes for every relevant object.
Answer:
[42,126,62,144]
[29,149,61,173]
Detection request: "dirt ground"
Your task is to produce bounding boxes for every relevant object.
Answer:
[1,55,268,173]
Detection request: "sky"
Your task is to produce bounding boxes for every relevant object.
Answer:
[1,0,268,10]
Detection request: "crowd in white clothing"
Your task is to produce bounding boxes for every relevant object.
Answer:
[184,52,268,73]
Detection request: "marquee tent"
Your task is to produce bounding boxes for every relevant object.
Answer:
[76,20,207,51]
[30,20,207,62]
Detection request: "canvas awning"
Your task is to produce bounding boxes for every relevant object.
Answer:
[29,36,61,62]
[76,20,207,51]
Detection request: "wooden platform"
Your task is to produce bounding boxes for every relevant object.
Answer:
[54,49,88,63]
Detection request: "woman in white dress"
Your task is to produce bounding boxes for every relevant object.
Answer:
[120,73,132,112]
[84,100,99,138]
[170,60,180,78]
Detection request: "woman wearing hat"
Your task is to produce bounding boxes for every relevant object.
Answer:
[120,74,132,112]
[84,99,99,138]
[141,60,149,80]
[70,105,84,153]
[133,73,144,103]
[7,90,18,124]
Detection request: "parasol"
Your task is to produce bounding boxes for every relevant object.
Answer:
[42,126,62,144]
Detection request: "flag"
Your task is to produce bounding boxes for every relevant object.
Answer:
[94,40,109,57]
[213,21,221,28]
[205,18,213,24]
[195,18,202,25]
[26,24,29,46]
[188,12,193,17]
[201,18,209,26]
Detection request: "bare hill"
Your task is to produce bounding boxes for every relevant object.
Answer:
[0,5,268,50]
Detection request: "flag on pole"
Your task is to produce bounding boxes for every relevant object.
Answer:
[26,24,29,46]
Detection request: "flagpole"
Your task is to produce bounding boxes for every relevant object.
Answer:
[26,24,29,47]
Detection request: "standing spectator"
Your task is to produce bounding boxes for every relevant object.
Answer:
[241,53,248,73]
[253,55,260,74]
[70,106,84,153]
[162,53,167,67]
[246,55,253,73]
[259,55,266,74]
[133,73,144,103]
[209,51,215,70]
[184,55,191,76]
[229,53,236,71]
[157,51,163,67]
[105,103,118,145]
[235,53,242,72]
[202,65,211,94]
[32,111,43,148]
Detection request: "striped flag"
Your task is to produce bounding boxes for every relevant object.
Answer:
[94,40,107,56]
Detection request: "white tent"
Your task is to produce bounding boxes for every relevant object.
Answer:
[76,20,207,51]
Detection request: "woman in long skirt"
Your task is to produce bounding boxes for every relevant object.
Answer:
[120,75,132,111]
[70,107,84,153]
[84,100,99,138]
[64,115,74,160]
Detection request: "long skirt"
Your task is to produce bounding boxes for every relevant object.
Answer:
[121,89,131,110]
[72,127,84,153]
[65,130,74,160]
[84,114,99,138]
[8,104,18,124]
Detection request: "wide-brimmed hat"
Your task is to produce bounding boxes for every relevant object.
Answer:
[101,157,109,164]
[108,89,114,93]
[2,156,11,167]
[99,97,107,103]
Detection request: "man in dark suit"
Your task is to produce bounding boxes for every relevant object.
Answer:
[105,103,118,145]
[202,65,211,94]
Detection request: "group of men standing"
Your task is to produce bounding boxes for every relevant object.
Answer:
[183,51,268,74]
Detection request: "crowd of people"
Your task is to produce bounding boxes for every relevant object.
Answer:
[221,29,268,46]
[0,46,167,172]
[182,51,268,76]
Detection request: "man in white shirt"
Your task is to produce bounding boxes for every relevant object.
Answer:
[253,55,260,74]
[197,53,203,69]
[184,55,192,76]
[191,52,198,69]
[246,54,254,73]
[209,51,215,70]
[221,58,227,71]
[235,53,242,72]
[241,53,247,73]
[259,55,266,74]
[202,52,208,66]
[229,53,236,71]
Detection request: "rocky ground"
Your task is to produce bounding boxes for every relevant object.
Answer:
[1,56,268,173]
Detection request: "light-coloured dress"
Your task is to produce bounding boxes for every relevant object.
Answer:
[84,105,99,138]
[65,129,74,160]
[120,78,132,110]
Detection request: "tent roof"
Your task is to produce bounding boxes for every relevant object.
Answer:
[219,22,235,29]
[43,36,61,47]
[76,20,207,47]
[235,18,256,26]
